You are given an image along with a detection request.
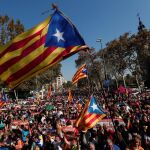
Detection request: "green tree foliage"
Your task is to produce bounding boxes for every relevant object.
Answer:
[75,30,150,89]
[75,49,104,89]
[129,29,150,87]
[63,81,73,89]
[0,15,24,45]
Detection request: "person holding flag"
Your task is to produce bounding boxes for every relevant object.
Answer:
[75,95,106,132]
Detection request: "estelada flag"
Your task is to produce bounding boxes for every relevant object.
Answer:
[72,64,87,84]
[0,10,88,89]
[68,89,73,102]
[0,101,5,108]
[75,95,106,132]
[47,86,52,99]
[0,90,8,108]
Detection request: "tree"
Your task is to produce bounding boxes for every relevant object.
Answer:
[128,29,150,87]
[98,30,150,88]
[63,81,73,89]
[0,15,24,45]
[0,15,24,89]
[75,24,150,89]
[97,33,129,88]
[75,48,104,89]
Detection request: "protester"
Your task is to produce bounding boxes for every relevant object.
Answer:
[0,88,149,150]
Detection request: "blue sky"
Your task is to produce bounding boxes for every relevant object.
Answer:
[0,0,150,81]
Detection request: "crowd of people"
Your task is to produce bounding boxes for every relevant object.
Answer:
[0,88,149,150]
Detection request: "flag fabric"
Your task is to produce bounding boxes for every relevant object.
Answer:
[0,101,5,108]
[0,90,8,108]
[68,89,73,102]
[0,10,87,89]
[72,64,87,84]
[75,95,106,132]
[127,119,132,129]
[47,86,52,99]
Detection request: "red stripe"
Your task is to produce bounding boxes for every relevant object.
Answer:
[63,47,82,60]
[50,46,74,65]
[0,35,46,75]
[24,46,75,82]
[0,101,5,108]
[82,113,92,121]
[72,74,87,82]
[0,29,43,58]
[72,75,87,84]
[5,46,57,84]
[85,114,101,127]
[6,46,77,87]
[73,72,86,79]
[73,65,85,79]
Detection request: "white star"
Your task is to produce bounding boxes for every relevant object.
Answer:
[53,28,65,42]
[90,103,98,111]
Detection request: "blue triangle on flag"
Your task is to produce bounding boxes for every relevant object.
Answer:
[45,10,85,48]
[88,96,105,114]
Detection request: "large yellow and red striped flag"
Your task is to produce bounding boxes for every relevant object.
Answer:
[72,64,87,84]
[0,10,88,89]
[75,95,106,132]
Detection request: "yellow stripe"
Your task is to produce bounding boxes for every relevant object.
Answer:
[70,46,80,53]
[87,114,106,128]
[72,75,87,84]
[9,58,61,89]
[0,44,47,81]
[72,66,85,79]
[0,25,49,65]
[0,36,40,65]
[73,74,87,82]
[41,24,49,37]
[9,47,64,88]
[81,114,106,132]
[72,64,86,80]
[85,114,97,123]
[75,100,90,127]
[0,16,51,53]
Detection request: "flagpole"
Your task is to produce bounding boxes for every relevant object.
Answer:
[96,38,107,80]
[51,3,59,11]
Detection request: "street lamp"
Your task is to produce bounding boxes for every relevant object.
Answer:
[96,38,102,50]
[96,38,107,80]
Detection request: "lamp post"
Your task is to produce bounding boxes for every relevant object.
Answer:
[96,38,107,80]
[96,39,120,144]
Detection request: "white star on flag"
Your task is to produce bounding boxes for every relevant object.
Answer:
[53,28,65,42]
[90,103,99,111]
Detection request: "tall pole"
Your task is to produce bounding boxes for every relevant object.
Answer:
[96,39,107,80]
[36,75,38,91]
[96,39,121,145]
[88,50,103,90]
